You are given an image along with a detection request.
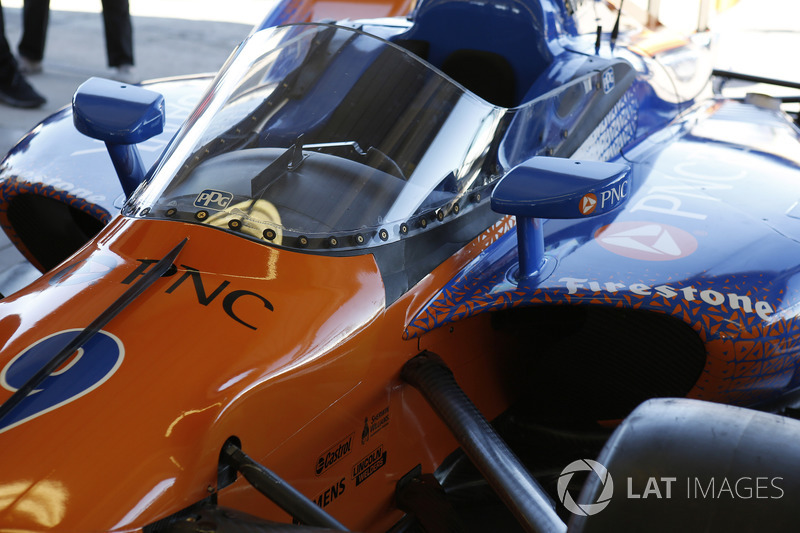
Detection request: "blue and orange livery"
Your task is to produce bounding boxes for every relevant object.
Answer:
[0,0,799,531]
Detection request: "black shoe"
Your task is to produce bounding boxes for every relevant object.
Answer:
[0,71,46,108]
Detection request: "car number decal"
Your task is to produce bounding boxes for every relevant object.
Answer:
[0,329,124,433]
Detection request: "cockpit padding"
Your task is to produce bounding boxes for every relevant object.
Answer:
[392,0,552,107]
[441,50,516,108]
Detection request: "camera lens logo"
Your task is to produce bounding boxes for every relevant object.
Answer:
[557,459,614,516]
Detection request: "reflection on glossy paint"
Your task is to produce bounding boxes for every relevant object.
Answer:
[0,314,22,354]
[259,270,383,383]
[110,478,175,530]
[0,479,68,528]
[217,370,254,393]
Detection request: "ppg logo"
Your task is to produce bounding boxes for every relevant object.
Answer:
[194,189,234,210]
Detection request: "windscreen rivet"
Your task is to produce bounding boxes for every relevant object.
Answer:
[379,229,389,241]
[166,208,177,217]
[195,210,208,221]
[263,228,277,241]
[228,219,242,230]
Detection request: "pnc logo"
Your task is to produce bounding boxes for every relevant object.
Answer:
[580,193,598,215]
[579,180,629,217]
[595,221,698,261]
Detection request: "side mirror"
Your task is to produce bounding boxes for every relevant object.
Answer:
[72,77,165,198]
[491,156,630,283]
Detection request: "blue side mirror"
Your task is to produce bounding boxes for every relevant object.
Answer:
[491,156,631,283]
[72,77,165,198]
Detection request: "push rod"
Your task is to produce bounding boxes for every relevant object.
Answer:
[401,352,566,533]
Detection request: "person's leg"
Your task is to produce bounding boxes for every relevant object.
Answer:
[18,0,50,65]
[0,1,46,107]
[0,0,18,80]
[100,0,133,67]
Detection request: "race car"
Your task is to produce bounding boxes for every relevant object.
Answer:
[1,0,800,531]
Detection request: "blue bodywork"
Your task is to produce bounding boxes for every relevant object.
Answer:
[0,0,799,412]
[407,97,800,407]
[492,157,630,281]
[73,78,166,196]
[2,1,800,531]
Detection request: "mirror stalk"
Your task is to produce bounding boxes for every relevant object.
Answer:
[72,77,165,199]
[491,156,631,284]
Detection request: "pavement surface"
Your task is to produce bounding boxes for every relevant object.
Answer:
[0,0,797,295]
[1,0,269,155]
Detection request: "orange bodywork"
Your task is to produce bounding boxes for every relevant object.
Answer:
[0,214,515,532]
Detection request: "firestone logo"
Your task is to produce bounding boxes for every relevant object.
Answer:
[557,459,614,516]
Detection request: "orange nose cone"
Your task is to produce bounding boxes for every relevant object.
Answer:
[0,216,387,530]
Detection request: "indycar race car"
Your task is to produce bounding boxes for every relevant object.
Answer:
[1,0,800,531]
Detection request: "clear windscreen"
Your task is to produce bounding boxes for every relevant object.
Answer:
[128,23,610,251]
